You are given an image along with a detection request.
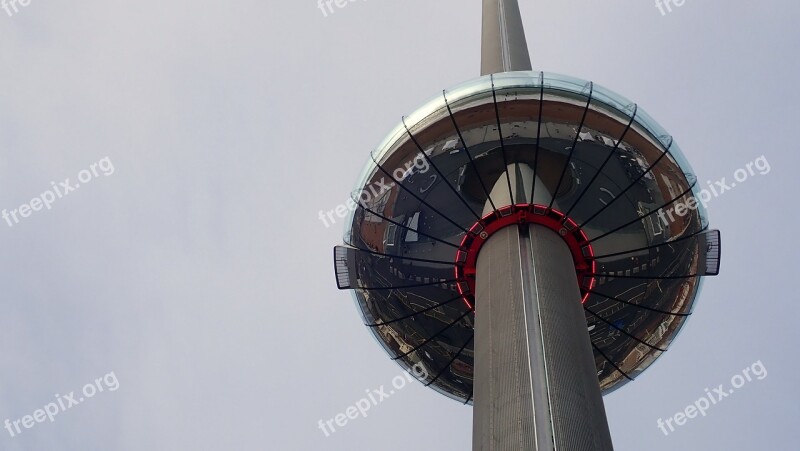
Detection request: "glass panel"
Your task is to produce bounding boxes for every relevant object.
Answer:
[666,140,698,183]
[591,82,637,117]
[542,72,593,96]
[634,107,673,149]
[444,76,495,105]
[491,70,541,90]
[363,122,406,183]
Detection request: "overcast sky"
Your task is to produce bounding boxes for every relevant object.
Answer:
[1,0,798,450]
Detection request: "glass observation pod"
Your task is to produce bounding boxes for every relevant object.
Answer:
[334,71,721,403]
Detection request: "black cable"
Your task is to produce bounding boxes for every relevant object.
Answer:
[402,117,482,221]
[443,91,498,214]
[549,82,593,210]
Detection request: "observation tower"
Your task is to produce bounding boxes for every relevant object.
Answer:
[332,1,721,449]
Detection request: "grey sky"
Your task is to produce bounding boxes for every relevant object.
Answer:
[0,0,798,450]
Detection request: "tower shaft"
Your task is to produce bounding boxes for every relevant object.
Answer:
[472,223,614,450]
[471,160,614,449]
[481,0,532,75]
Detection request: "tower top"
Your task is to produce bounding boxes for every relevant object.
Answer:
[481,0,532,74]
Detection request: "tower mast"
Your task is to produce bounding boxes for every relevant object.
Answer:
[480,0,533,75]
[473,2,615,450]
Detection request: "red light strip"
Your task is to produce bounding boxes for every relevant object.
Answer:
[454,204,596,310]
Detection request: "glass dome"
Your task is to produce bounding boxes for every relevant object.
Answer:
[334,71,720,402]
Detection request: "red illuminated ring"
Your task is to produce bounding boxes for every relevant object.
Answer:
[454,204,596,309]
